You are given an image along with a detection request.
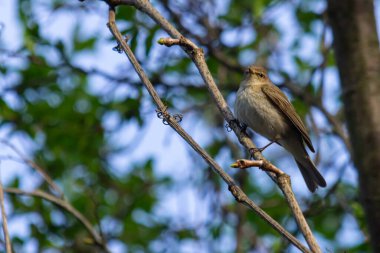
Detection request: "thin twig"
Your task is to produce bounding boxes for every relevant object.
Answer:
[231,159,284,175]
[0,139,64,198]
[0,164,12,253]
[106,6,311,253]
[4,188,111,253]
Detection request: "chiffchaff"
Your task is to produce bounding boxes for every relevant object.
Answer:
[235,66,326,192]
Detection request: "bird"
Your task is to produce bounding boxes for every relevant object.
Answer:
[234,65,326,192]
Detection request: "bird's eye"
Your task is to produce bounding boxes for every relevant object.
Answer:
[258,73,265,78]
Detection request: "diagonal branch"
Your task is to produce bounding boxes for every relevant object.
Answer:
[0,139,64,198]
[106,1,323,252]
[106,5,312,253]
[4,187,110,253]
[0,166,12,253]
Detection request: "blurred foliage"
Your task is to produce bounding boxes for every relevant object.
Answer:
[0,0,367,252]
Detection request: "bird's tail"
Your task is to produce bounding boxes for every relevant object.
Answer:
[296,157,326,192]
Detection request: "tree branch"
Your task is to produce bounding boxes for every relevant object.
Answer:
[132,5,323,249]
[231,159,284,175]
[4,187,110,253]
[0,139,64,198]
[105,4,314,252]
[156,29,322,253]
[0,167,12,253]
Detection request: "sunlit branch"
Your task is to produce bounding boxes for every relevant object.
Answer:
[106,1,322,251]
[105,3,315,252]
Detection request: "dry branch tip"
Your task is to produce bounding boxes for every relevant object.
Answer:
[157,37,196,53]
[157,38,179,47]
[231,159,263,169]
[231,159,284,176]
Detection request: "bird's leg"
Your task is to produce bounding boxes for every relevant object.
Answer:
[249,140,275,155]
[249,135,281,157]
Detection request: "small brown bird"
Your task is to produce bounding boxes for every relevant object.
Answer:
[234,65,326,192]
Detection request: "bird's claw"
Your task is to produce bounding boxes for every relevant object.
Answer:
[249,139,277,157]
[249,147,264,157]
[235,119,247,132]
[240,122,247,132]
[227,119,247,132]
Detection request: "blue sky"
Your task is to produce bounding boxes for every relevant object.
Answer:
[1,0,379,252]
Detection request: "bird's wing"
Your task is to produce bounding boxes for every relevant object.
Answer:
[262,84,315,152]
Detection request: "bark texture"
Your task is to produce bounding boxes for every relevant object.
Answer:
[327,0,380,251]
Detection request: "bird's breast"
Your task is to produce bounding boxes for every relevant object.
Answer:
[235,85,290,140]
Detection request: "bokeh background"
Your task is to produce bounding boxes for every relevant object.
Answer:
[0,0,379,252]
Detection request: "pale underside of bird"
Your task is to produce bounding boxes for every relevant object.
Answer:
[234,65,326,192]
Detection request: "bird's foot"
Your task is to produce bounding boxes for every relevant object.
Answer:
[227,119,247,132]
[236,120,247,132]
[240,122,248,132]
[249,147,264,157]
[249,139,277,157]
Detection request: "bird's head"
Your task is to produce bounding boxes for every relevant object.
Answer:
[244,65,269,82]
